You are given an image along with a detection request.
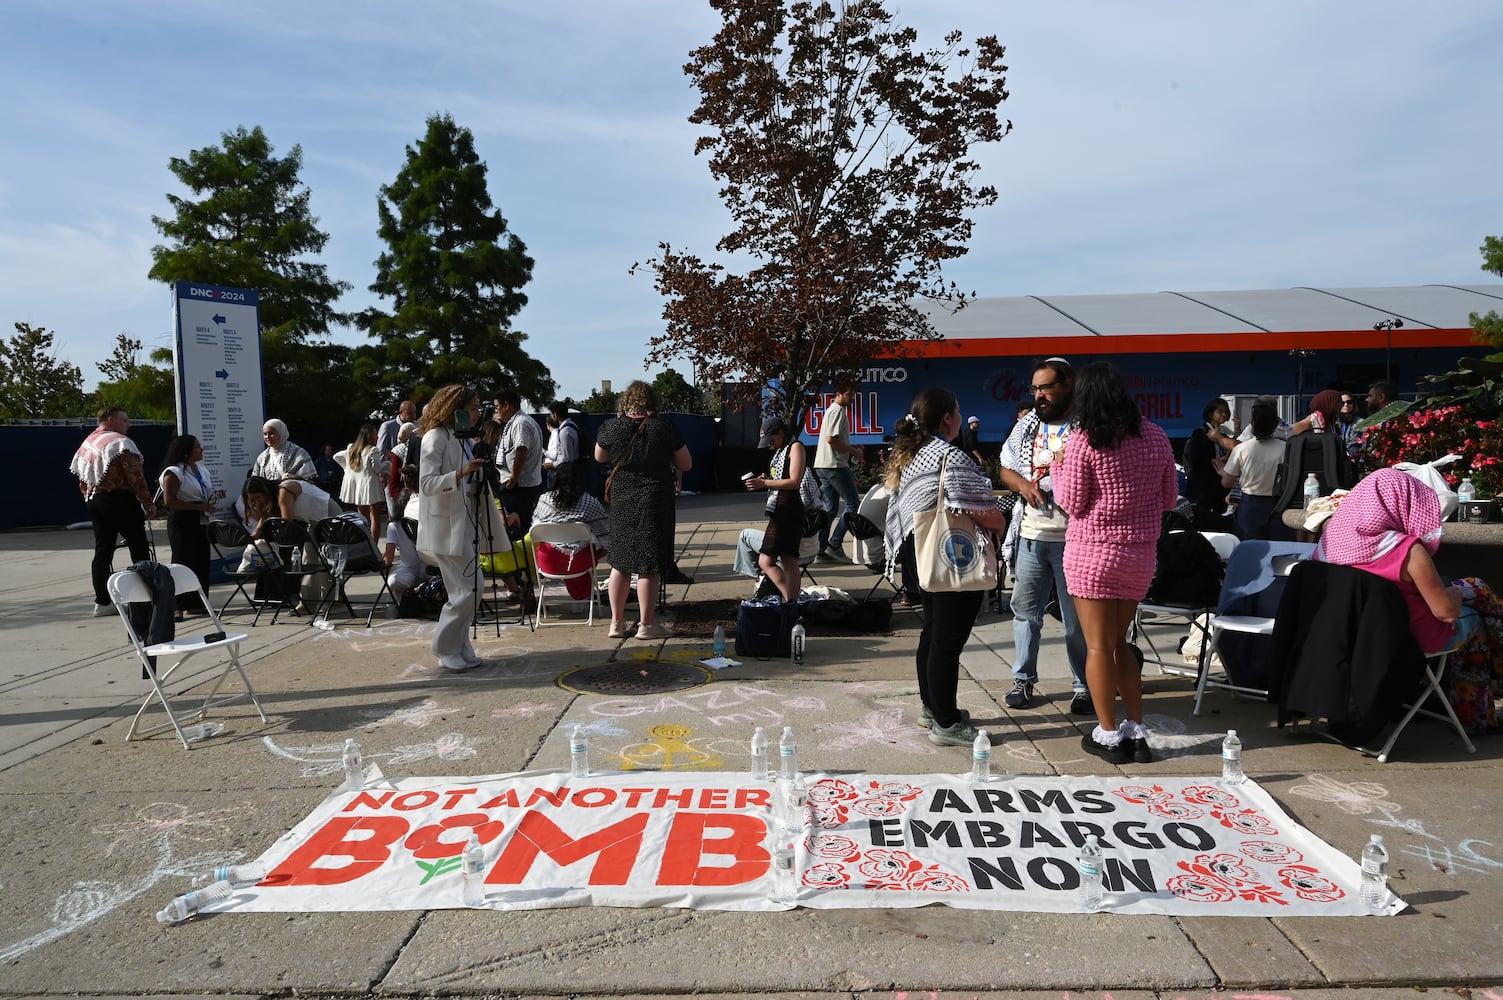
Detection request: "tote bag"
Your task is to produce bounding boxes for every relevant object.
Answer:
[913,452,999,593]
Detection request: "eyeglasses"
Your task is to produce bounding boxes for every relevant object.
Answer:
[1030,380,1063,395]
[1340,399,1356,406]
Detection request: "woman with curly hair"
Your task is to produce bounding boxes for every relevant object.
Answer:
[1053,362,1179,764]
[882,386,1006,747]
[416,384,491,672]
[158,433,222,617]
[594,380,691,640]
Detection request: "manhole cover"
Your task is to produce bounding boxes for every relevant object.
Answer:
[558,660,712,695]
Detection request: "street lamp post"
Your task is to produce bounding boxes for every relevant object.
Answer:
[1289,348,1315,412]
[1373,317,1403,382]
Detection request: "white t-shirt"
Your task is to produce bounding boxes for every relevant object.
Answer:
[1224,438,1284,496]
[814,400,851,470]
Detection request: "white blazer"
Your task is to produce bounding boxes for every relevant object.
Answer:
[416,427,509,559]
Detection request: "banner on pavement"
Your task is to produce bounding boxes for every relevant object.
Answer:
[219,771,1398,916]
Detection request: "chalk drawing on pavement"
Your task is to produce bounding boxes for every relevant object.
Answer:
[361,699,454,729]
[611,722,722,771]
[815,708,938,755]
[0,802,248,962]
[262,732,486,777]
[1287,773,1438,840]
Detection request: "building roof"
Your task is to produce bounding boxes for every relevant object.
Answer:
[915,283,1503,337]
[909,283,1502,356]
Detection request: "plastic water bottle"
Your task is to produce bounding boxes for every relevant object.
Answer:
[780,774,808,832]
[712,622,727,658]
[1457,477,1475,521]
[970,730,991,783]
[569,725,589,778]
[180,722,224,743]
[341,738,364,793]
[291,547,303,572]
[778,726,797,780]
[790,621,806,664]
[771,841,796,903]
[1303,473,1320,511]
[156,879,234,924]
[195,863,266,887]
[1360,834,1389,911]
[1077,835,1104,910]
[461,832,486,907]
[750,726,769,780]
[1222,729,1244,784]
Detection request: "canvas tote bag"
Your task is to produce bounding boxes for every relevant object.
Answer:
[913,451,999,592]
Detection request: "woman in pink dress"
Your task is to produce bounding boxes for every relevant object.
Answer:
[1054,362,1179,764]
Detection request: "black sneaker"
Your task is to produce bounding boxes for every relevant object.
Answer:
[1080,732,1131,765]
[1004,679,1034,709]
[1069,691,1095,716]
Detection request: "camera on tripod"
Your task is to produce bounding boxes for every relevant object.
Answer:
[453,400,495,440]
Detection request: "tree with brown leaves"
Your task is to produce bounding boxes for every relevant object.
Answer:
[636,0,1010,425]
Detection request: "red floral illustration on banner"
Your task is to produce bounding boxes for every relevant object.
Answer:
[906,869,971,893]
[803,863,851,889]
[1170,853,1288,906]
[848,780,924,819]
[1182,785,1241,809]
[806,831,861,862]
[809,779,859,805]
[1278,864,1345,902]
[853,796,910,818]
[1217,808,1278,836]
[808,778,859,827]
[1240,840,1303,866]
[1165,873,1236,903]
[867,780,924,802]
[1114,783,1172,805]
[1145,799,1205,820]
[854,848,971,891]
[858,848,928,886]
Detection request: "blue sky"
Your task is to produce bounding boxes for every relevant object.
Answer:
[2,1,1500,402]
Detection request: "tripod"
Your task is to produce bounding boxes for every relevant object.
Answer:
[466,456,535,636]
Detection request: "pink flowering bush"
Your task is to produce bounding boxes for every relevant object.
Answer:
[1359,403,1503,496]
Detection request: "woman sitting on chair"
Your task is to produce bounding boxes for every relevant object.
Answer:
[1314,468,1502,733]
[531,464,610,600]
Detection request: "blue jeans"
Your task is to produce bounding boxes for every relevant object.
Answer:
[814,466,861,552]
[1010,536,1087,691]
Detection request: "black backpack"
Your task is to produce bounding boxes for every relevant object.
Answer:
[1272,432,1355,512]
[1145,510,1225,607]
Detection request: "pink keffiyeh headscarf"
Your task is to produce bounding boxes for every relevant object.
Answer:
[1315,468,1442,567]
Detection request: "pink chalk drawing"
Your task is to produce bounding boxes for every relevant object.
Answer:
[815,708,939,755]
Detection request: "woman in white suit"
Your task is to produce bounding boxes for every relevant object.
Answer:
[417,385,490,672]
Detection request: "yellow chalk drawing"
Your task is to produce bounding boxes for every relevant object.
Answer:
[614,721,723,771]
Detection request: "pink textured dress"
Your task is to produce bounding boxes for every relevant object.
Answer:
[1054,422,1179,601]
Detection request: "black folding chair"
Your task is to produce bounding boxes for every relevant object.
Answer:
[312,514,395,626]
[258,517,318,624]
[207,519,277,625]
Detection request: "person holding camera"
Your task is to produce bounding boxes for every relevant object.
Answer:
[416,385,490,672]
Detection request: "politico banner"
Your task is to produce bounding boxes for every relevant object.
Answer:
[219,771,1399,916]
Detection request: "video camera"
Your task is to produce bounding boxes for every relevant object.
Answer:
[453,400,496,440]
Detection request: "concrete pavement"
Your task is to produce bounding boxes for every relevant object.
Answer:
[1,492,1499,999]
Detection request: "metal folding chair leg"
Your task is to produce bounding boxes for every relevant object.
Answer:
[1373,650,1478,763]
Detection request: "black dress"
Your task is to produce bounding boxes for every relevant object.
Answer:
[597,415,684,575]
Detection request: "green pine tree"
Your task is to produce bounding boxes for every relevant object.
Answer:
[148,125,364,439]
[357,114,554,403]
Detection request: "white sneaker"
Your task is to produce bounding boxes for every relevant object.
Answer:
[92,603,112,618]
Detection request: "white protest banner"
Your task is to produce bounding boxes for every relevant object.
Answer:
[217,771,1398,916]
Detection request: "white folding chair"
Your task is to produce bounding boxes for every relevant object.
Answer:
[1194,549,1309,715]
[1372,641,1478,763]
[528,522,600,626]
[107,563,267,748]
